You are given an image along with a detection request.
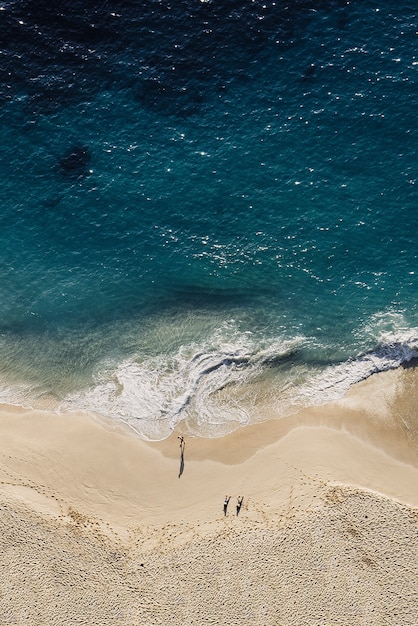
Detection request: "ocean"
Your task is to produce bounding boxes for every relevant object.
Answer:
[0,0,417,439]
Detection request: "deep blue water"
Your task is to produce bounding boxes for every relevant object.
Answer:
[0,1,417,438]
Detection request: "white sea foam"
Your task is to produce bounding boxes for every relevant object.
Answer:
[61,316,418,440]
[292,327,418,410]
[62,321,305,440]
[0,382,30,405]
[3,316,417,440]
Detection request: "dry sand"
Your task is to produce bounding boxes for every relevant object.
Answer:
[0,366,417,625]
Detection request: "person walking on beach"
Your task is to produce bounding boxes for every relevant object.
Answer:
[223,495,231,516]
[236,496,243,516]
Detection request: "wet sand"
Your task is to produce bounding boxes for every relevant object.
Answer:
[0,367,417,625]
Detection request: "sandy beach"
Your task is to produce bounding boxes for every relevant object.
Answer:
[0,366,417,625]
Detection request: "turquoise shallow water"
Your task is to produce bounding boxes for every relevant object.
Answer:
[0,1,417,438]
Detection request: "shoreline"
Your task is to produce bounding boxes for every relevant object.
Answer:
[0,366,417,624]
[0,365,417,524]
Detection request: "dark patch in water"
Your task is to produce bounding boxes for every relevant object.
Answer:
[43,196,62,209]
[134,77,203,118]
[166,283,255,305]
[302,63,317,81]
[0,0,354,117]
[59,145,91,178]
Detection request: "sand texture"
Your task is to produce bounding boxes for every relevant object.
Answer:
[0,367,417,625]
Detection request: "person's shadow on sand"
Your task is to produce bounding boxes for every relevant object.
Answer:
[178,436,185,478]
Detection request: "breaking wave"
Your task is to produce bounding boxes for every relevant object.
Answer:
[61,323,418,440]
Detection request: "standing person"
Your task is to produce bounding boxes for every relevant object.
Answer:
[236,496,244,516]
[223,495,231,516]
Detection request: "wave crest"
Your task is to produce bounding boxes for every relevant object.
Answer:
[62,324,304,440]
[294,332,418,409]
